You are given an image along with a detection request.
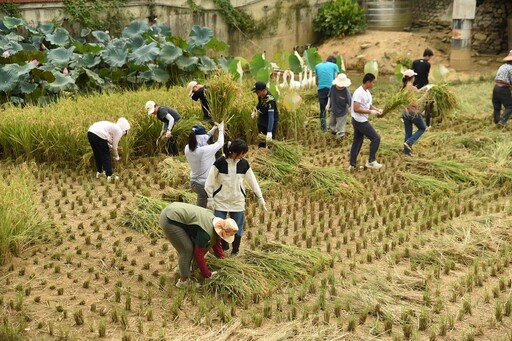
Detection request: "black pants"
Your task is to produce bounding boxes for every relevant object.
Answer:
[257,121,278,148]
[87,132,113,176]
[318,88,330,131]
[349,118,380,166]
[166,135,179,156]
[492,85,512,124]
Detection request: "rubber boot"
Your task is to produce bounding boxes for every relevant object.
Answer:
[231,235,242,256]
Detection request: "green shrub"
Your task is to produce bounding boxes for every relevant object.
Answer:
[313,0,366,39]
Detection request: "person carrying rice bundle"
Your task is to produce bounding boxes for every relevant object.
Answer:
[159,202,238,288]
[492,50,512,127]
[401,69,426,156]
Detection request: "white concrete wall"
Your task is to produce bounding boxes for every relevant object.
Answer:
[15,0,330,59]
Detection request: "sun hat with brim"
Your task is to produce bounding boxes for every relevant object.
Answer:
[402,69,417,77]
[504,51,512,61]
[187,81,198,97]
[332,73,351,87]
[145,100,156,115]
[213,217,238,244]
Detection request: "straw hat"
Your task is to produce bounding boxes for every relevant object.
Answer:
[187,81,198,97]
[213,217,238,243]
[503,50,512,62]
[332,73,351,88]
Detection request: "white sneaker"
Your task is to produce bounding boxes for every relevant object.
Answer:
[365,160,383,170]
[348,165,356,172]
[175,278,200,288]
[96,171,105,178]
[106,175,119,183]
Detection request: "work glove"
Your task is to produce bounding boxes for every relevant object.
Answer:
[216,121,224,132]
[258,197,267,211]
[114,156,120,161]
[251,109,257,119]
[165,131,172,139]
[266,132,273,142]
[207,198,215,210]
[369,110,380,116]
[376,109,384,117]
[209,271,218,279]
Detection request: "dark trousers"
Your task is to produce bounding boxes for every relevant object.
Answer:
[349,118,380,166]
[257,121,278,148]
[318,88,330,131]
[166,135,179,156]
[87,132,113,176]
[492,85,512,124]
[424,102,433,127]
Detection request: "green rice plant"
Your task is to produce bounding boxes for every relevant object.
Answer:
[381,88,415,116]
[422,83,458,119]
[296,163,365,198]
[119,195,168,238]
[0,164,50,265]
[397,171,455,195]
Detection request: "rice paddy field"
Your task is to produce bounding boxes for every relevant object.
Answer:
[1,71,512,341]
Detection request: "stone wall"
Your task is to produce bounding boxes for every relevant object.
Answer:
[472,0,512,53]
[410,0,512,54]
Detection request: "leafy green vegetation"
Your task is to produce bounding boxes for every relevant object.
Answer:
[313,0,366,39]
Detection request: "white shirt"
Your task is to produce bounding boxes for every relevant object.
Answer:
[351,85,372,123]
[88,121,123,158]
[184,129,224,185]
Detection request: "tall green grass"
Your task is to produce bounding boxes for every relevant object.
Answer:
[0,163,50,265]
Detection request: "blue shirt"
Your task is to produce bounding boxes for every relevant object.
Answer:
[315,62,339,90]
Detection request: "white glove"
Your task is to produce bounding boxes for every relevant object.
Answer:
[209,271,218,279]
[266,132,272,142]
[108,143,113,149]
[207,198,215,210]
[165,131,172,138]
[369,110,380,116]
[114,156,120,161]
[258,197,267,211]
[216,121,224,132]
[251,109,257,119]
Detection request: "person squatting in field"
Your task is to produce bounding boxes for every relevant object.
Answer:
[159,202,239,288]
[145,100,182,155]
[87,117,130,183]
[492,50,512,127]
[401,69,427,156]
[205,138,267,256]
[184,122,225,208]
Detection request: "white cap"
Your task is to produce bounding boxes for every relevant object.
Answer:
[145,100,156,115]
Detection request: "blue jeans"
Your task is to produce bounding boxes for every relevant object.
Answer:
[214,210,245,236]
[318,88,330,131]
[402,111,426,155]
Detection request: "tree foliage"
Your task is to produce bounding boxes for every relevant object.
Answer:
[313,0,366,39]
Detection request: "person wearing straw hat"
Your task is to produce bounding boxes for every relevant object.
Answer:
[492,50,512,127]
[326,73,352,139]
[187,81,213,123]
[145,100,182,155]
[205,138,266,256]
[401,69,426,156]
[184,122,225,208]
[160,202,239,288]
[87,117,131,183]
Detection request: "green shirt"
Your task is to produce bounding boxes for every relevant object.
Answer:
[164,202,216,248]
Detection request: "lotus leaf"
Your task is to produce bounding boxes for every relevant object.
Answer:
[150,24,172,37]
[175,55,199,72]
[0,66,19,92]
[46,28,70,47]
[92,31,110,45]
[189,25,213,48]
[303,48,322,71]
[129,36,146,50]
[80,29,91,37]
[19,81,38,94]
[159,43,182,66]
[84,69,104,85]
[128,42,159,65]
[102,39,128,68]
[122,20,148,39]
[73,53,101,68]
[47,46,75,68]
[44,71,76,93]
[198,56,216,73]
[288,54,302,74]
[2,17,25,30]
[37,22,54,35]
